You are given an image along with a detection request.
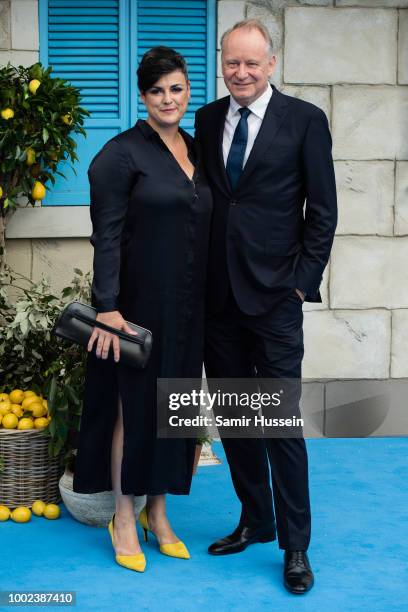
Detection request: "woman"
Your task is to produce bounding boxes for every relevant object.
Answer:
[72,47,212,572]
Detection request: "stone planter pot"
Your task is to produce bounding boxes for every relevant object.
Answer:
[59,469,146,527]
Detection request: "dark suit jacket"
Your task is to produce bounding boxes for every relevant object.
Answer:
[195,84,338,316]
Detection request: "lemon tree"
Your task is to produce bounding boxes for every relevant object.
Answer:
[0,61,90,266]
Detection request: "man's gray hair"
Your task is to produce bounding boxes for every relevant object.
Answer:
[220,19,274,57]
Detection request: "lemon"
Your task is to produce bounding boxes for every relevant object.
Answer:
[1,108,14,120]
[22,395,40,410]
[43,504,60,520]
[42,399,48,407]
[24,390,37,398]
[0,505,11,521]
[18,417,34,430]
[11,507,31,523]
[28,79,41,95]
[0,400,11,416]
[31,181,46,201]
[0,392,9,401]
[34,417,48,429]
[30,402,47,418]
[31,500,46,516]
[61,113,73,125]
[25,148,36,166]
[0,186,3,198]
[10,404,24,418]
[9,389,24,404]
[2,413,18,429]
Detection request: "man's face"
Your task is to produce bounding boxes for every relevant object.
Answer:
[221,28,276,106]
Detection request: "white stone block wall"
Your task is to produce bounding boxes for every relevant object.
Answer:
[1,1,407,385]
[0,0,38,66]
[217,0,407,384]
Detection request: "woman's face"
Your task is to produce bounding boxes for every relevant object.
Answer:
[141,70,190,129]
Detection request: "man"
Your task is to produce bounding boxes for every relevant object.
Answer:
[195,20,337,594]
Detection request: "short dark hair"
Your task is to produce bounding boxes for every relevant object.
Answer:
[137,46,189,93]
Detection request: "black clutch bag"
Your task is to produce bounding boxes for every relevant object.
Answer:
[52,301,153,369]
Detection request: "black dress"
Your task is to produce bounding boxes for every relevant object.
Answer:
[72,119,212,496]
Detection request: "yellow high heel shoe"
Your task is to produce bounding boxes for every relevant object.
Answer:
[139,507,190,559]
[108,514,146,572]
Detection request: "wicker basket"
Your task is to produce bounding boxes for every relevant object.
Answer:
[0,428,64,509]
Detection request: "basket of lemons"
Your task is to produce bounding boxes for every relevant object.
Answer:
[0,388,62,508]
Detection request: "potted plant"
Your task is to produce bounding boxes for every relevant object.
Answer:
[0,264,90,459]
[0,61,90,268]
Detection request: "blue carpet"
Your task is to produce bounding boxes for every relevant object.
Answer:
[1,439,407,611]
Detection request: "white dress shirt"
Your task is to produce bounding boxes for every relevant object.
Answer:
[222,84,273,168]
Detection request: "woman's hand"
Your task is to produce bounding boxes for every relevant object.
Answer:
[87,311,138,363]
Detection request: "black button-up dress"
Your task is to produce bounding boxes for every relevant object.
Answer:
[72,119,212,496]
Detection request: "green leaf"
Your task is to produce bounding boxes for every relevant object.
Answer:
[42,127,49,144]
[52,437,64,457]
[49,375,57,412]
[57,400,68,412]
[65,384,80,405]
[48,417,56,437]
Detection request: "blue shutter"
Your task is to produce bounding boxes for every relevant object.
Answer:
[39,0,215,205]
[134,1,216,132]
[39,0,130,205]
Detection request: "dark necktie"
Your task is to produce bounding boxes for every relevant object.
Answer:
[226,107,251,191]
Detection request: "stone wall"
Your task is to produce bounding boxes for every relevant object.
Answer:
[0,0,38,66]
[1,0,407,385]
[218,0,407,384]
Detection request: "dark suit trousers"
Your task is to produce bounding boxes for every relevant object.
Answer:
[205,288,311,551]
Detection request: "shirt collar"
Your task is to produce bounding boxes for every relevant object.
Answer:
[135,118,194,155]
[136,118,158,139]
[228,83,273,120]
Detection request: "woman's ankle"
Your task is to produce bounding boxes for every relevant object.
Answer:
[114,512,136,527]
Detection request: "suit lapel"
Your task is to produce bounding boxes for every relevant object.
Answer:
[235,85,290,191]
[213,97,230,196]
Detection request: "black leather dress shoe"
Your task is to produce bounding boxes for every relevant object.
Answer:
[283,551,314,594]
[208,523,276,556]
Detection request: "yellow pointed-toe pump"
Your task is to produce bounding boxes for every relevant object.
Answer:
[139,506,190,560]
[108,514,146,572]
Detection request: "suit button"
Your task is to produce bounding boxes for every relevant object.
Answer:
[230,200,237,206]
